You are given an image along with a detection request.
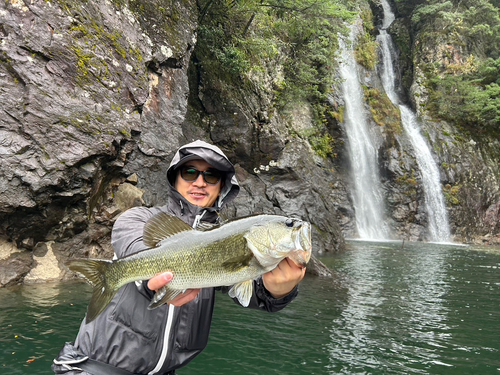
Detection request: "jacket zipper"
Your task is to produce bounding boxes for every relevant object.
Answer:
[148,209,206,373]
[192,211,206,229]
[148,305,175,374]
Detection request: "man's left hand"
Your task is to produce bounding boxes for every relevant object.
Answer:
[147,272,201,306]
[262,258,306,299]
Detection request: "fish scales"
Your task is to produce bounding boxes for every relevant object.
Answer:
[111,232,255,290]
[67,213,312,323]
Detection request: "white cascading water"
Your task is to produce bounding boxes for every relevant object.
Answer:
[377,0,451,242]
[339,29,390,240]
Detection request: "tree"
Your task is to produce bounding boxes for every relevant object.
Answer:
[195,0,356,104]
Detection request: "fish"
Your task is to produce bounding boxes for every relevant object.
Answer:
[67,213,312,323]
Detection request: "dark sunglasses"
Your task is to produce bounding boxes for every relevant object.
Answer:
[179,166,222,185]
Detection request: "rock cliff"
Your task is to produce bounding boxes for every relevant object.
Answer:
[1,0,499,286]
[375,0,500,244]
[0,0,342,286]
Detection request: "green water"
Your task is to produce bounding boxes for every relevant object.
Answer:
[1,241,499,374]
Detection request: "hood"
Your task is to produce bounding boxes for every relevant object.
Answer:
[167,140,240,210]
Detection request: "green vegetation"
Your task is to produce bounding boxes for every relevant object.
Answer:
[411,0,500,57]
[426,57,500,135]
[443,183,461,205]
[354,8,378,70]
[363,86,402,137]
[195,0,356,105]
[329,105,345,123]
[195,0,359,159]
[404,0,500,137]
[310,133,335,158]
[354,31,378,70]
[396,175,417,186]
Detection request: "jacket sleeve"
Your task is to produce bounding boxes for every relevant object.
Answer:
[111,207,155,258]
[218,277,298,313]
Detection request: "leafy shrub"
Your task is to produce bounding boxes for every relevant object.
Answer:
[426,57,500,135]
[195,0,356,105]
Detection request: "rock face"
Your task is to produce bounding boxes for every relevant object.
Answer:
[382,1,500,244]
[1,0,499,286]
[329,0,499,245]
[0,0,342,285]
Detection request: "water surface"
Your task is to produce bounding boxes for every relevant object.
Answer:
[1,241,499,374]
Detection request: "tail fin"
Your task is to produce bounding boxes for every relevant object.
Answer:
[66,259,117,324]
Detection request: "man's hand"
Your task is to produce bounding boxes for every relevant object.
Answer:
[262,258,306,299]
[147,272,200,307]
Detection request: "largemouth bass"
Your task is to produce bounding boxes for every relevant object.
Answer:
[67,213,312,323]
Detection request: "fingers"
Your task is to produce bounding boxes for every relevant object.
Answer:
[147,272,173,291]
[168,289,201,306]
[262,257,306,299]
[271,258,306,280]
[147,272,200,307]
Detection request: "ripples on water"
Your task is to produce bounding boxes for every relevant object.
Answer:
[0,281,91,374]
[1,242,499,374]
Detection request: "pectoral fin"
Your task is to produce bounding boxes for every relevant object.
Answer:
[148,286,182,310]
[228,280,254,307]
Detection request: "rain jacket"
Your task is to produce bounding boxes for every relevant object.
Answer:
[52,140,298,375]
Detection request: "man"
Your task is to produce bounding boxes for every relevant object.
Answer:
[52,140,306,375]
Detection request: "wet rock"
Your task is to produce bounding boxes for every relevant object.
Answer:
[114,183,145,213]
[0,251,33,287]
[24,242,63,283]
[307,255,333,277]
[0,236,20,260]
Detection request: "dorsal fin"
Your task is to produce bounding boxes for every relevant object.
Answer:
[143,212,193,248]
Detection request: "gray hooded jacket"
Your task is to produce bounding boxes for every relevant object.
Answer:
[52,140,298,375]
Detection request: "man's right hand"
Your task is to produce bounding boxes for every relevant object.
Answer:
[147,272,201,306]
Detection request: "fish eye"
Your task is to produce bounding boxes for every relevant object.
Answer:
[285,219,294,227]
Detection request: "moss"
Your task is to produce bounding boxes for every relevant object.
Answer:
[120,128,131,137]
[363,86,402,136]
[355,32,378,70]
[127,0,186,51]
[396,170,418,187]
[443,183,461,205]
[62,2,144,87]
[310,133,335,159]
[70,45,93,79]
[130,47,143,62]
[329,106,344,123]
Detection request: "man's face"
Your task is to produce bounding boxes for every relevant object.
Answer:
[174,159,223,208]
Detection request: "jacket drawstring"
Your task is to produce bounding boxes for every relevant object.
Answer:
[192,210,207,229]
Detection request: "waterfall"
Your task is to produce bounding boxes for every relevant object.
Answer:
[377,0,451,243]
[339,30,390,240]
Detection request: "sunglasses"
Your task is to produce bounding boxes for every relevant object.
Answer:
[179,166,222,185]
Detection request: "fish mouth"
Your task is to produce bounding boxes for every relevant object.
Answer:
[290,222,312,267]
[288,250,311,268]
